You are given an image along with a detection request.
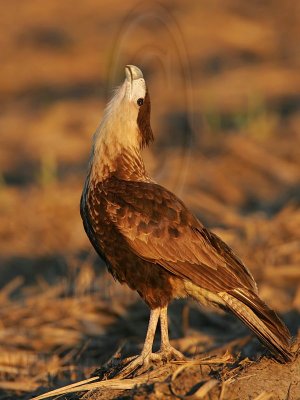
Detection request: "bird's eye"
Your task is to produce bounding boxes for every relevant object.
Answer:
[137,98,144,106]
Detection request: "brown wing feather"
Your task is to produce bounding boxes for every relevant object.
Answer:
[219,289,293,362]
[101,178,257,293]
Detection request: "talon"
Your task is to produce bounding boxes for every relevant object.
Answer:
[117,347,186,378]
[157,345,186,361]
[117,353,154,378]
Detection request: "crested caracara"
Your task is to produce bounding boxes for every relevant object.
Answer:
[81,65,293,372]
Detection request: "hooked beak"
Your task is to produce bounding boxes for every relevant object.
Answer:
[125,65,144,82]
[125,65,144,101]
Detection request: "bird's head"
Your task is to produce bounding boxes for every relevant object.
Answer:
[94,65,153,157]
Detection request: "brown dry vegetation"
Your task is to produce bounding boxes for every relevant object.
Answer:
[0,1,300,399]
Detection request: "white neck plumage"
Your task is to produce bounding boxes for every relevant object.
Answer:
[85,65,153,184]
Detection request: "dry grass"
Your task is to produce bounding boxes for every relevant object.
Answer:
[0,200,299,399]
[0,0,300,399]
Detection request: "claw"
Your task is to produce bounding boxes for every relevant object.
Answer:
[117,347,186,378]
[117,353,157,378]
[156,345,186,362]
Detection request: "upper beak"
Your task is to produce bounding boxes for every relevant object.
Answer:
[125,65,143,82]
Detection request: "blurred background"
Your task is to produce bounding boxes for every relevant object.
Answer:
[0,1,299,399]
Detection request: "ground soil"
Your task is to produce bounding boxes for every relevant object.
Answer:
[0,1,299,399]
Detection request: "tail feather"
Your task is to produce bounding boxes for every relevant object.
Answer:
[219,289,293,363]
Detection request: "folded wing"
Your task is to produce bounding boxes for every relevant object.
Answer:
[100,178,257,293]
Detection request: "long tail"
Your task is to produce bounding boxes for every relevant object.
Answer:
[218,289,294,363]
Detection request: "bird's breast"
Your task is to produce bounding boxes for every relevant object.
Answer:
[80,178,186,308]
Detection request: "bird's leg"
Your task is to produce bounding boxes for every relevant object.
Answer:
[118,307,185,377]
[118,308,160,377]
[158,305,185,360]
[139,307,160,360]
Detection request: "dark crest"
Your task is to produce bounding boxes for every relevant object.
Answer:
[137,91,154,148]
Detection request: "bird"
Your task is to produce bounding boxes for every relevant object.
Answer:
[80,65,293,373]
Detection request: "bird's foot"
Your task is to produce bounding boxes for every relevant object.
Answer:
[156,344,186,362]
[117,352,161,378]
[117,346,185,378]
